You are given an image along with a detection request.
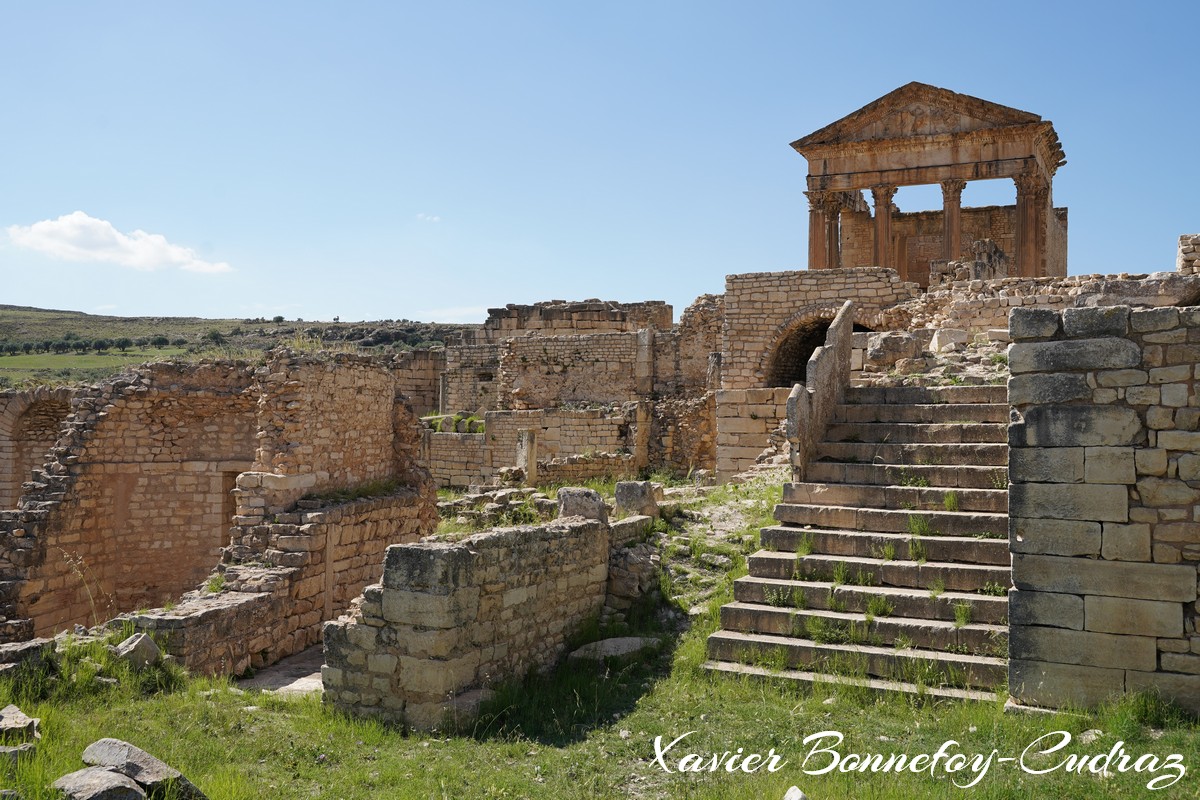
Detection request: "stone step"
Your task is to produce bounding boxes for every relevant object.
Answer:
[774,504,1007,538]
[833,403,1009,425]
[718,602,1007,656]
[701,660,999,703]
[814,441,1008,467]
[824,422,1008,444]
[733,576,1009,625]
[845,385,1008,406]
[749,551,1011,592]
[706,629,1007,690]
[760,525,1011,565]
[806,462,1008,490]
[783,483,1007,514]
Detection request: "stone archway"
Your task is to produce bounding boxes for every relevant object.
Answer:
[761,303,842,387]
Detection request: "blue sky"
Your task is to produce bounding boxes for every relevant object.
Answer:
[1,2,1196,324]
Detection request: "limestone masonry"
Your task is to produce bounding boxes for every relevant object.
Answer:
[1,82,1199,722]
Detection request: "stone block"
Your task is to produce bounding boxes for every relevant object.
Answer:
[614,481,659,518]
[1062,306,1129,338]
[381,587,479,629]
[1009,308,1060,340]
[1178,454,1200,481]
[1009,448,1083,483]
[1013,405,1142,448]
[397,652,480,696]
[1012,553,1197,602]
[1136,477,1200,507]
[1095,369,1147,388]
[1009,338,1142,374]
[1009,483,1127,522]
[1084,595,1182,637]
[81,738,206,799]
[1157,430,1200,452]
[1083,447,1135,484]
[929,328,967,353]
[1130,307,1179,333]
[1010,517,1101,556]
[1126,670,1200,714]
[52,766,147,799]
[383,543,474,591]
[1008,373,1090,405]
[1100,522,1151,562]
[1009,625,1156,671]
[1135,448,1168,476]
[1161,653,1200,675]
[1009,590,1083,630]
[1009,659,1125,710]
[557,488,608,523]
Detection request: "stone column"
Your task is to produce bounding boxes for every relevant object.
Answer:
[824,200,841,269]
[940,179,966,261]
[871,185,897,269]
[1014,173,1049,278]
[805,190,830,269]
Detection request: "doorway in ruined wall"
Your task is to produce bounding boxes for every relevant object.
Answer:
[765,318,833,387]
[0,394,72,507]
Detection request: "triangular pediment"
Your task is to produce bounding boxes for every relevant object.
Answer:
[792,82,1043,151]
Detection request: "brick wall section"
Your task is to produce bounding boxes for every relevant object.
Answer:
[1179,234,1200,275]
[498,333,641,409]
[715,388,792,478]
[0,387,74,507]
[393,348,445,416]
[2,363,258,638]
[443,344,502,413]
[722,267,919,390]
[116,488,435,675]
[1007,305,1200,712]
[323,518,609,728]
[537,453,636,484]
[649,394,716,474]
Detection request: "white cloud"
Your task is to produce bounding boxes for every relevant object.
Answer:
[416,213,441,223]
[6,211,232,274]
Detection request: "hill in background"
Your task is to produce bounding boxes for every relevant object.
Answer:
[0,305,476,387]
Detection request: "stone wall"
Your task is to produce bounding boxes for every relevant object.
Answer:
[648,394,716,474]
[787,301,854,481]
[901,272,1200,335]
[442,344,501,414]
[470,300,672,343]
[117,487,435,675]
[0,387,74,507]
[323,517,609,728]
[235,352,425,522]
[4,363,258,638]
[537,453,636,484]
[715,388,792,478]
[1007,305,1200,712]
[721,267,920,390]
[393,348,445,416]
[1179,234,1200,275]
[498,332,643,409]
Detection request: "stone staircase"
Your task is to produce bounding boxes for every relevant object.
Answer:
[704,384,1011,701]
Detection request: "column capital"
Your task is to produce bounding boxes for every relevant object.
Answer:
[1013,172,1047,195]
[870,185,898,206]
[940,179,967,201]
[804,189,830,210]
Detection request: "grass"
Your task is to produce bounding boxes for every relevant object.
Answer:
[0,347,189,386]
[301,478,403,507]
[953,601,973,628]
[865,594,894,618]
[942,491,960,512]
[5,477,1200,798]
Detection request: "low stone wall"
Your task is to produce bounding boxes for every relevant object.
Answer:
[323,517,609,728]
[788,301,854,481]
[1007,304,1200,712]
[423,432,489,489]
[537,453,635,484]
[714,387,792,478]
[1179,234,1199,275]
[119,488,436,675]
[393,348,445,417]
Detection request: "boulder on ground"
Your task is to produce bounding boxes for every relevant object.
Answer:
[82,738,207,799]
[51,766,146,800]
[113,634,160,670]
[568,636,660,663]
[556,488,608,523]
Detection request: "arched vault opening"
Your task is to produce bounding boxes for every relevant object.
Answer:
[765,318,832,387]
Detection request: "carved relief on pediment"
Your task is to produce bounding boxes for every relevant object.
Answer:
[857,103,992,141]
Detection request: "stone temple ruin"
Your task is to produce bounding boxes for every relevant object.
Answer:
[2,83,1200,725]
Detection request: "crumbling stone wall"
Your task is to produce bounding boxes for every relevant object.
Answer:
[323,517,608,728]
[442,344,501,414]
[0,387,74,507]
[393,348,445,416]
[648,394,716,475]
[715,388,792,478]
[470,300,671,343]
[721,267,920,390]
[1179,234,1200,275]
[1008,305,1200,712]
[902,272,1200,335]
[498,332,642,409]
[118,487,435,675]
[3,363,258,637]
